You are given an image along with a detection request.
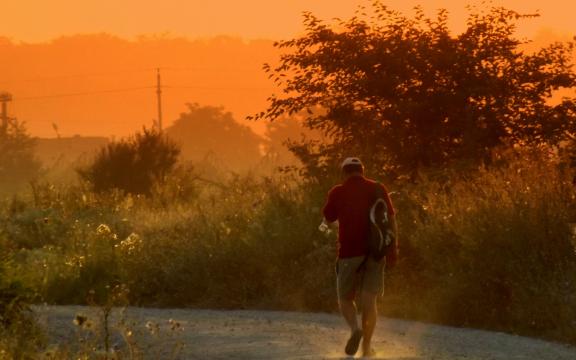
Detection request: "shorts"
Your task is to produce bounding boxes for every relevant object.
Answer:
[336,256,385,301]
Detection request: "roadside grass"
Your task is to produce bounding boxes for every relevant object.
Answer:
[1,149,576,353]
[385,150,576,342]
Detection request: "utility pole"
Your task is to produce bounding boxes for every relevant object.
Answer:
[156,68,163,132]
[0,92,13,135]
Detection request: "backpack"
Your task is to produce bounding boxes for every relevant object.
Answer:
[367,184,395,261]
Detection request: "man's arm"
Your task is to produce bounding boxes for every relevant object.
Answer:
[389,214,398,247]
[322,187,339,223]
[385,213,399,268]
[381,184,399,266]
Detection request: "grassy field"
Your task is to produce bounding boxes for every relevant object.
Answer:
[1,149,576,356]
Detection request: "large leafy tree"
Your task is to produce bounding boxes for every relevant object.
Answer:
[254,2,576,178]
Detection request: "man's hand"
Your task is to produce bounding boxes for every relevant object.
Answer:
[319,218,339,234]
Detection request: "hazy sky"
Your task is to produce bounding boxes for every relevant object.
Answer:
[1,0,575,138]
[2,0,575,42]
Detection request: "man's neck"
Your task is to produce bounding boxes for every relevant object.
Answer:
[345,172,364,180]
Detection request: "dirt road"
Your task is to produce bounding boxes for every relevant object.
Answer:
[35,306,576,359]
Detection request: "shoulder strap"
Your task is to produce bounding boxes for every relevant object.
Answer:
[373,182,388,222]
[375,182,384,199]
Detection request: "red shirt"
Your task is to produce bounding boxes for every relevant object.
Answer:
[323,175,395,258]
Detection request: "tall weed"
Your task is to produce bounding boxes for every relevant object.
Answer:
[2,152,576,344]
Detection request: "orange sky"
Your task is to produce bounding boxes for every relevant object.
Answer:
[0,1,575,138]
[2,0,575,42]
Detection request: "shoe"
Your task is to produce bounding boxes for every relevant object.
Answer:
[345,329,363,356]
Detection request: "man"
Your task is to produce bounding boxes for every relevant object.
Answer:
[322,157,397,357]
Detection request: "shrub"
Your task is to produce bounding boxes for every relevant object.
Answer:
[3,149,576,344]
[0,252,44,358]
[383,148,576,342]
[78,128,180,195]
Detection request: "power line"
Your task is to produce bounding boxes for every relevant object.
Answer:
[161,66,256,73]
[164,85,270,91]
[14,86,155,101]
[9,84,270,102]
[0,68,157,85]
[0,66,263,86]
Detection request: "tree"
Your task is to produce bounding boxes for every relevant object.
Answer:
[263,112,324,167]
[0,119,40,191]
[253,2,576,179]
[166,103,263,171]
[78,128,180,195]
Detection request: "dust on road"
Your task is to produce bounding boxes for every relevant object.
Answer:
[36,306,576,359]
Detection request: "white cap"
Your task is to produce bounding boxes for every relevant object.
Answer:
[341,157,363,169]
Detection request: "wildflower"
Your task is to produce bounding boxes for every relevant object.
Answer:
[96,224,112,235]
[41,345,59,358]
[72,314,94,330]
[116,233,142,254]
[168,318,183,331]
[73,314,87,327]
[65,255,85,268]
[146,321,160,335]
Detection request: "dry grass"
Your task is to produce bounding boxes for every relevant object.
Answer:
[1,149,576,355]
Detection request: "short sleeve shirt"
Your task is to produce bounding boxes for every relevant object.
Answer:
[323,175,395,258]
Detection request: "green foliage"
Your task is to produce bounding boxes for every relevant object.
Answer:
[0,119,41,193]
[3,152,576,344]
[0,253,44,358]
[78,128,180,195]
[254,2,576,178]
[385,148,576,343]
[562,131,576,172]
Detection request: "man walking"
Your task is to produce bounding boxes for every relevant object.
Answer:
[322,157,397,357]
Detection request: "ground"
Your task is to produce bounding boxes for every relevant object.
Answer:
[35,306,576,359]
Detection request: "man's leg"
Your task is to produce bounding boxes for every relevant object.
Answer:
[359,258,385,356]
[336,257,364,333]
[360,291,378,355]
[336,257,365,355]
[339,297,359,333]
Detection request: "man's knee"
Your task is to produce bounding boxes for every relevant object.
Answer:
[360,291,377,309]
[339,297,355,309]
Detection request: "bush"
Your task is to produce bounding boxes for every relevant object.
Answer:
[3,149,576,344]
[78,128,180,195]
[383,148,576,342]
[0,252,44,358]
[108,174,335,310]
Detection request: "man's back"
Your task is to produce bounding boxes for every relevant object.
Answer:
[323,175,394,258]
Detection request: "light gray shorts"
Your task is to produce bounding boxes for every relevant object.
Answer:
[336,256,385,301]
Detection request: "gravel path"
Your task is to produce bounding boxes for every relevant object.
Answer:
[34,306,576,359]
